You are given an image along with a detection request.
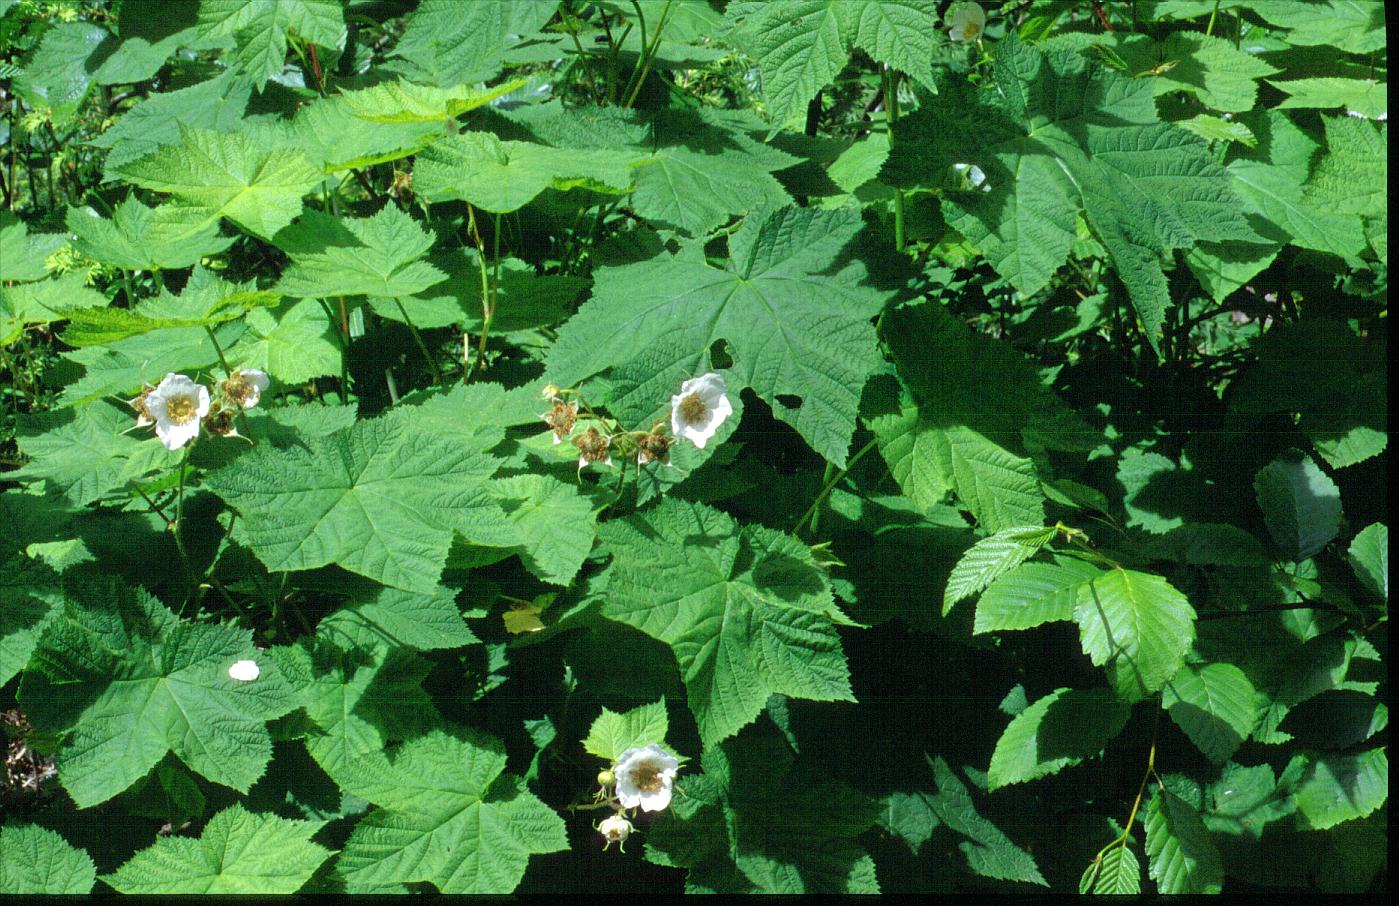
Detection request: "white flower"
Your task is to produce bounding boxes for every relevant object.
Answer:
[614,743,680,812]
[670,373,733,449]
[228,659,261,682]
[146,373,211,450]
[948,1,986,42]
[953,162,988,191]
[598,814,633,849]
[222,368,270,409]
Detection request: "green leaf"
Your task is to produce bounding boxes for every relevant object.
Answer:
[583,699,670,762]
[91,0,208,85]
[13,22,114,127]
[415,131,633,214]
[1,274,108,346]
[1225,110,1368,260]
[1346,523,1387,602]
[335,727,567,893]
[275,638,440,782]
[1176,113,1258,147]
[646,732,879,892]
[1294,748,1388,830]
[284,94,448,173]
[1304,115,1387,219]
[318,585,477,653]
[58,322,239,406]
[1184,240,1278,303]
[338,79,527,124]
[1253,451,1342,560]
[867,302,1091,527]
[974,556,1101,634]
[485,474,599,585]
[943,525,1055,615]
[65,197,233,270]
[878,790,939,853]
[274,207,447,299]
[103,803,331,893]
[0,824,96,894]
[987,687,1130,789]
[205,417,515,594]
[1270,77,1387,120]
[883,33,1257,354]
[725,0,940,129]
[1144,785,1223,893]
[0,211,67,282]
[0,557,64,687]
[549,205,890,465]
[1251,1,1386,54]
[111,125,323,238]
[630,144,792,236]
[91,69,252,175]
[60,266,277,347]
[1162,661,1258,764]
[1074,569,1196,702]
[1081,844,1141,895]
[229,299,341,384]
[1202,762,1296,838]
[19,580,297,807]
[1143,523,1269,567]
[726,0,846,129]
[196,0,345,88]
[9,400,175,505]
[927,756,1048,886]
[1116,31,1279,112]
[598,498,854,747]
[390,0,560,85]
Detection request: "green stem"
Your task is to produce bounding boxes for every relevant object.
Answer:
[170,446,195,608]
[793,438,880,537]
[1205,0,1221,36]
[623,0,673,108]
[883,67,906,251]
[315,298,350,404]
[394,298,444,386]
[204,326,233,377]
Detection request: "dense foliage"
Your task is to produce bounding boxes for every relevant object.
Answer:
[0,0,1387,894]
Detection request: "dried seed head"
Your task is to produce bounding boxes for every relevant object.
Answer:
[127,384,155,427]
[637,431,673,465]
[204,404,238,437]
[544,400,579,443]
[573,426,611,464]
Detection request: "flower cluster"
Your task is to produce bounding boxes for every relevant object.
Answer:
[540,372,733,474]
[128,369,270,450]
[593,743,682,852]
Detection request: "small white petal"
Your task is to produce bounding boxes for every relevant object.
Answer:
[238,369,270,408]
[228,659,260,681]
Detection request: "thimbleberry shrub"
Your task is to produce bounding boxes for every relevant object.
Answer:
[0,0,1387,895]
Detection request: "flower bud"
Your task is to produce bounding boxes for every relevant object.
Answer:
[598,814,632,850]
[597,769,615,787]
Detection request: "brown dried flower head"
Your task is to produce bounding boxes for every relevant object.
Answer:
[637,431,673,465]
[544,400,579,443]
[127,383,155,427]
[572,426,611,466]
[203,404,238,437]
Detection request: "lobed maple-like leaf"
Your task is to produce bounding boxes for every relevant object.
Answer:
[598,498,856,746]
[19,579,298,807]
